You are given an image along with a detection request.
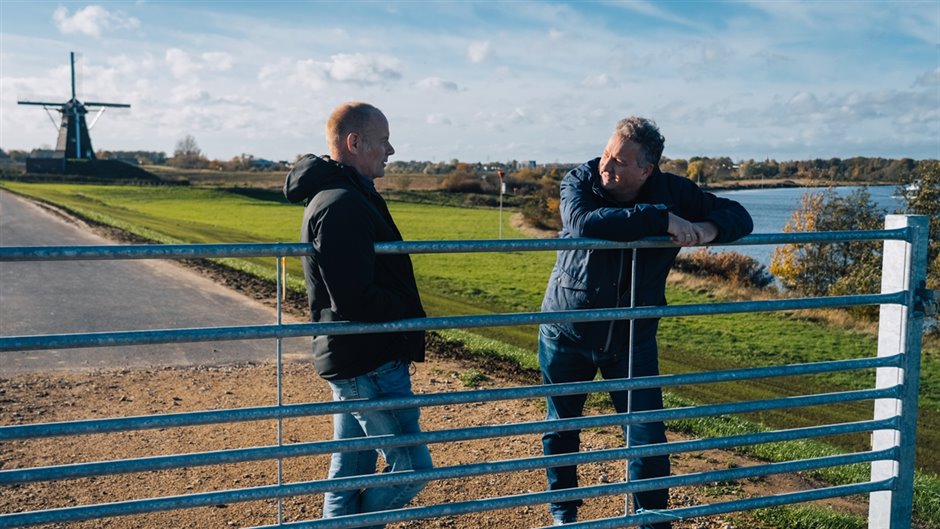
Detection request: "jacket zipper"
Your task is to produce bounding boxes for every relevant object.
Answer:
[602,249,625,353]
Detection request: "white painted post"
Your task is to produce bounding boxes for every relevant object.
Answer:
[497,170,506,239]
[869,214,928,528]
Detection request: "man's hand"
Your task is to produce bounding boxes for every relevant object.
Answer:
[667,213,719,246]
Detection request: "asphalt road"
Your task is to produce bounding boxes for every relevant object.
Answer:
[0,189,309,375]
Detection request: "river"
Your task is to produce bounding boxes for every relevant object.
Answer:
[710,185,907,269]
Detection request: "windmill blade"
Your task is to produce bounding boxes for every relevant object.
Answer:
[87,107,108,130]
[84,102,131,108]
[71,51,81,101]
[17,100,68,107]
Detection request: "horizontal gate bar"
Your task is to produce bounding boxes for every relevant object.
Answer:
[1,355,899,440]
[0,445,895,528]
[0,228,910,262]
[0,291,906,352]
[1,386,898,484]
[251,451,895,529]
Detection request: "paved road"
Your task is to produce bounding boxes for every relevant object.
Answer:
[0,189,309,375]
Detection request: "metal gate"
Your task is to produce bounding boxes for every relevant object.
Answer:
[0,215,932,528]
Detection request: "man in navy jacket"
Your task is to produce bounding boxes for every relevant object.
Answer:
[539,117,753,526]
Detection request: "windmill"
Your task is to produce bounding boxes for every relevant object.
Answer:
[18,52,130,160]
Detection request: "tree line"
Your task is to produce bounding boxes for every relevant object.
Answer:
[2,133,922,185]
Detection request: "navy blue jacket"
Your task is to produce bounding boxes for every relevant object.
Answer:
[541,158,753,351]
[284,154,426,380]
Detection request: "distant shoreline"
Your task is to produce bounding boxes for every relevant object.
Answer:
[702,178,901,192]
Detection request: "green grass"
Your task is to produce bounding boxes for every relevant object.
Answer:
[4,180,939,528]
[746,505,867,529]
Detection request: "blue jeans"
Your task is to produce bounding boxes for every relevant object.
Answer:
[539,324,670,528]
[322,360,433,528]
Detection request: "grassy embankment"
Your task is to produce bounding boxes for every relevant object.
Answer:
[3,181,938,528]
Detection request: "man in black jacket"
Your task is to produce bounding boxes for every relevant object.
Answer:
[284,102,431,525]
[539,117,753,526]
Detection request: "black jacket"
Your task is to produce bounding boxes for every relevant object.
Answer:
[284,154,426,380]
[541,158,753,351]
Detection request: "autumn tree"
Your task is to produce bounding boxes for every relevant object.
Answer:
[521,169,562,230]
[687,160,705,184]
[771,188,886,310]
[901,160,940,291]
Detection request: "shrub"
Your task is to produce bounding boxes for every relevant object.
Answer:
[441,172,489,193]
[673,248,774,289]
[520,175,562,231]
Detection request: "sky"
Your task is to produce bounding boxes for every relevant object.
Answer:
[1,1,938,165]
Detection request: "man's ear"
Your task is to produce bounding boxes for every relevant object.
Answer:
[345,132,361,154]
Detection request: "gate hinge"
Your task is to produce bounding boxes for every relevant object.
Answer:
[916,288,939,317]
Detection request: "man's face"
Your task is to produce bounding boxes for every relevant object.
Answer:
[598,134,653,202]
[352,112,395,180]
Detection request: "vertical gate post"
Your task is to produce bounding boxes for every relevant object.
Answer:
[869,214,928,528]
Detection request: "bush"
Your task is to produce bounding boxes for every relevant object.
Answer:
[520,175,562,231]
[440,172,491,193]
[673,248,774,288]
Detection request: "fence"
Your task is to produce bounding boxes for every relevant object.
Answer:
[0,214,933,528]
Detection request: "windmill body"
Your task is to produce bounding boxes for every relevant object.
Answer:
[18,52,130,161]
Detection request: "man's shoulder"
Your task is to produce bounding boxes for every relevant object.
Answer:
[307,183,369,214]
[562,159,599,184]
[651,169,703,194]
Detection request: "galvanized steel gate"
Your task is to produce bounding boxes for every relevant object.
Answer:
[0,215,932,528]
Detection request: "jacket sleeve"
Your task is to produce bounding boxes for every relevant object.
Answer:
[560,171,670,241]
[312,198,415,322]
[674,179,754,243]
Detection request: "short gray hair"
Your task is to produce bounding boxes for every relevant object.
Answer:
[614,116,665,167]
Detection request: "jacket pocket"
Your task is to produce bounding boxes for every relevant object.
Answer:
[548,266,596,309]
[542,266,599,343]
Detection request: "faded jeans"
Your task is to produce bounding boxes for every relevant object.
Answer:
[322,360,433,528]
[539,324,671,528]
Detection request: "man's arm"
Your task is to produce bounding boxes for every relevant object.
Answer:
[560,170,669,241]
[667,213,719,246]
[673,180,753,244]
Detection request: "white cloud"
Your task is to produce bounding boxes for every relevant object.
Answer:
[468,41,492,63]
[165,50,236,79]
[416,77,459,91]
[914,67,940,87]
[258,53,402,90]
[166,48,200,79]
[201,52,234,72]
[52,5,140,38]
[326,53,402,84]
[897,7,940,46]
[475,107,533,131]
[581,73,611,87]
[426,113,452,126]
[611,0,700,30]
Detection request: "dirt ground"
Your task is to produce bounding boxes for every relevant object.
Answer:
[0,346,870,529]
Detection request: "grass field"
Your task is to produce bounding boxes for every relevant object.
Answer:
[4,181,939,527]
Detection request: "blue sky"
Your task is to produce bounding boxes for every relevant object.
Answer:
[1,1,938,164]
